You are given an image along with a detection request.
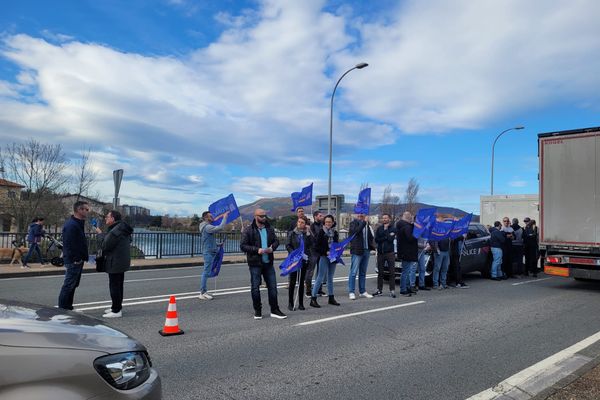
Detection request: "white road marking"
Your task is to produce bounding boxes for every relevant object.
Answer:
[125,274,200,283]
[294,301,425,327]
[467,329,600,399]
[511,277,552,286]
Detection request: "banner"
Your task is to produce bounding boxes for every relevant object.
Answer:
[290,183,313,211]
[354,187,371,214]
[450,213,473,239]
[328,234,356,265]
[279,236,304,277]
[413,208,436,239]
[206,243,224,278]
[429,219,455,241]
[209,194,240,226]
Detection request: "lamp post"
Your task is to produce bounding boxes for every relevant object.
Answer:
[113,169,124,209]
[491,126,524,195]
[327,62,368,214]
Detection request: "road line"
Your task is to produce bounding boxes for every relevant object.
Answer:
[511,277,552,286]
[125,274,200,283]
[467,329,600,399]
[294,301,425,327]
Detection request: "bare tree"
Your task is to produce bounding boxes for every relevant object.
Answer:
[404,177,420,215]
[381,185,401,221]
[0,139,70,231]
[73,148,98,200]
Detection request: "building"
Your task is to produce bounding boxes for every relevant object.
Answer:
[121,204,151,217]
[480,194,539,227]
[0,178,25,231]
[61,194,109,216]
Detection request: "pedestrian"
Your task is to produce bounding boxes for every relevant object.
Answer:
[306,210,326,297]
[396,211,418,297]
[450,235,469,288]
[58,201,90,310]
[198,210,230,300]
[286,216,312,311]
[94,210,133,318]
[415,239,432,291]
[22,217,46,268]
[500,217,515,278]
[432,236,450,290]
[310,214,341,307]
[288,207,306,231]
[489,221,505,280]
[373,213,397,297]
[240,209,287,320]
[511,218,525,276]
[348,212,375,300]
[523,217,539,277]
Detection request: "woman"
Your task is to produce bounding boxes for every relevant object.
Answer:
[310,215,340,308]
[286,216,312,311]
[95,210,133,318]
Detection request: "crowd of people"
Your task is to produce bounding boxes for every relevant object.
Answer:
[489,217,540,281]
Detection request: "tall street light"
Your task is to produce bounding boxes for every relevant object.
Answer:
[328,62,368,214]
[491,125,525,195]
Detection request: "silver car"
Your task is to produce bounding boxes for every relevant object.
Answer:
[0,299,161,399]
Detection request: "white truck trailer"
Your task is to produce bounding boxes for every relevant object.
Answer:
[539,127,600,279]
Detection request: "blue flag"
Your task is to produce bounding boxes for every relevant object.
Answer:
[354,188,371,214]
[328,234,356,265]
[450,213,473,239]
[279,236,304,277]
[413,208,436,239]
[206,243,224,278]
[291,183,313,211]
[429,219,455,241]
[209,194,240,226]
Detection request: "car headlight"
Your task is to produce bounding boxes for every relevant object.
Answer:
[94,351,151,390]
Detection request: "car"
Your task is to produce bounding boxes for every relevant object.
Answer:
[0,299,161,399]
[378,222,492,283]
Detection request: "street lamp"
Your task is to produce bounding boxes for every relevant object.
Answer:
[327,62,369,214]
[490,126,525,195]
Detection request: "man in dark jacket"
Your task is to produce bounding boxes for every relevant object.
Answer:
[22,217,46,268]
[348,213,375,300]
[240,209,286,320]
[396,211,418,296]
[489,221,506,280]
[94,210,133,318]
[306,210,325,297]
[523,217,539,277]
[373,213,396,297]
[58,201,90,310]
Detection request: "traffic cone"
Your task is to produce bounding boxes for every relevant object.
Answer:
[159,296,184,336]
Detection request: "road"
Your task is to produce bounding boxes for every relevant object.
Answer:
[3,259,600,400]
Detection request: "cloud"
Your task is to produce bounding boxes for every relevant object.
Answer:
[509,180,527,188]
[385,160,415,169]
[231,176,318,200]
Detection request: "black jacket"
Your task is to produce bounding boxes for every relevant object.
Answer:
[240,220,279,267]
[523,226,538,248]
[313,227,339,257]
[98,221,133,274]
[396,220,418,262]
[349,219,375,255]
[286,229,313,255]
[489,228,506,248]
[62,216,89,264]
[375,224,396,254]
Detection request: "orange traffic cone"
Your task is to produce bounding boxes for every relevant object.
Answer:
[159,296,184,336]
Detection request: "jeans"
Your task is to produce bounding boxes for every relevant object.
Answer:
[491,247,503,278]
[249,263,279,312]
[201,251,215,293]
[433,251,449,287]
[400,261,415,293]
[412,251,428,287]
[349,252,370,294]
[58,262,84,310]
[108,272,125,312]
[312,257,337,297]
[377,252,396,292]
[23,243,43,265]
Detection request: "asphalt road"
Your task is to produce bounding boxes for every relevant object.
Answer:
[3,259,600,400]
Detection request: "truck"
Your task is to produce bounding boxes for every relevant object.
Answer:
[539,126,600,280]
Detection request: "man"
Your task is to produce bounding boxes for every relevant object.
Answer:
[306,210,324,296]
[432,236,450,290]
[489,221,505,280]
[415,239,432,291]
[22,217,46,268]
[511,218,525,276]
[373,214,397,297]
[198,210,230,300]
[288,207,306,231]
[240,209,287,320]
[523,217,539,277]
[58,201,90,310]
[348,213,375,300]
[396,211,418,297]
[449,235,469,288]
[500,217,515,278]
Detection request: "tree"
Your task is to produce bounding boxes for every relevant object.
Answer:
[0,139,70,231]
[380,185,401,222]
[190,214,201,229]
[404,177,420,215]
[72,148,98,200]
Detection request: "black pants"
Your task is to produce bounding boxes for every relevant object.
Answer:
[304,255,319,284]
[512,245,524,275]
[524,246,539,275]
[450,254,462,285]
[377,252,396,292]
[502,243,513,277]
[289,262,307,307]
[109,272,125,313]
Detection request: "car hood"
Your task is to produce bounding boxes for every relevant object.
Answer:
[0,299,145,354]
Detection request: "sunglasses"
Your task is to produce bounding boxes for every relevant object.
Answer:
[256,215,267,218]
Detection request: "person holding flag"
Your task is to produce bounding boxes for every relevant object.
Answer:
[285,216,313,311]
[348,213,375,300]
[373,213,397,297]
[310,215,341,308]
[198,210,230,300]
[396,211,418,297]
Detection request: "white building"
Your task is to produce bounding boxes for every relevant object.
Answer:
[480,194,539,227]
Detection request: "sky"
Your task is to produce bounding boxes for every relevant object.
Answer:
[1,0,599,216]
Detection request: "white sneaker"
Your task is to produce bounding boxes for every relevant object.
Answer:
[103,311,122,318]
[360,292,373,299]
[198,292,214,300]
[104,308,112,313]
[349,292,356,300]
